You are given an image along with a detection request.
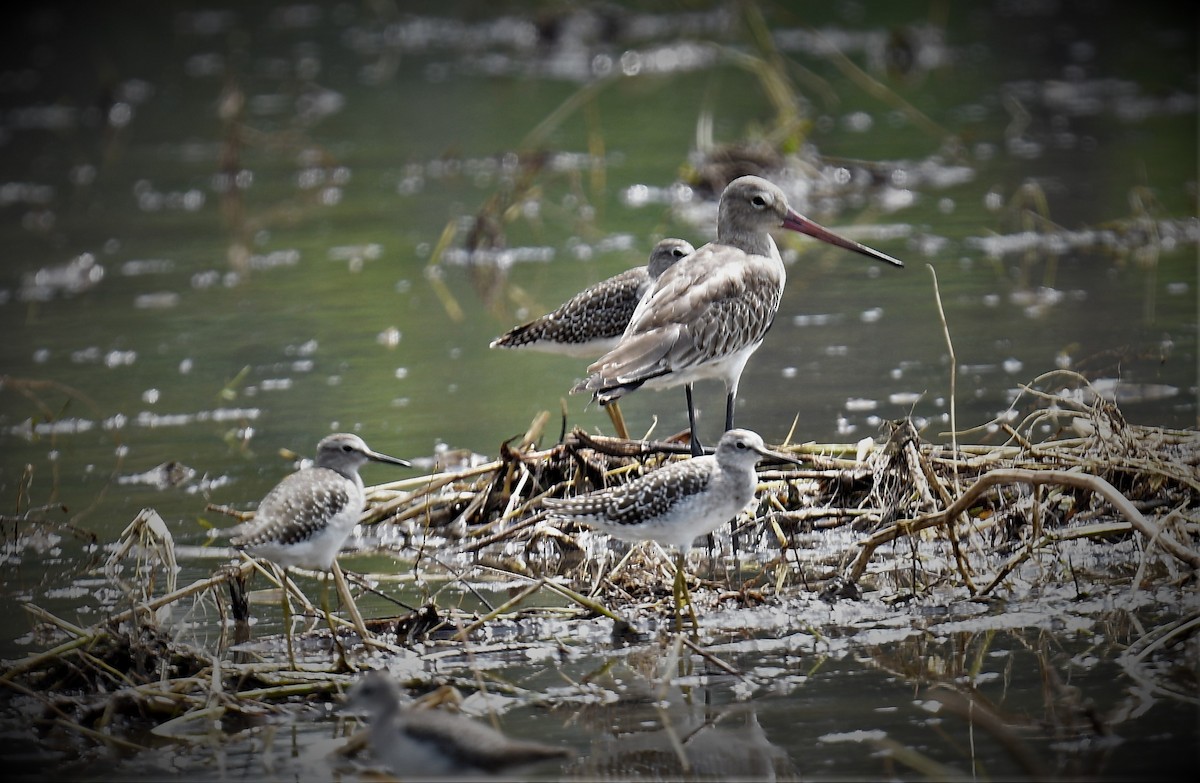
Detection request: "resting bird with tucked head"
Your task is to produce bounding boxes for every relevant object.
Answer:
[345,670,572,778]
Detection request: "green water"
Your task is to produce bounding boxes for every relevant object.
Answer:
[0,1,1196,780]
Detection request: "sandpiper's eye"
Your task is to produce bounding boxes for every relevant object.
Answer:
[342,444,354,452]
[751,195,767,209]
[673,248,687,258]
[736,440,747,450]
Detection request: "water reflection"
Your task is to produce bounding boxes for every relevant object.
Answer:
[563,653,798,782]
[570,696,796,781]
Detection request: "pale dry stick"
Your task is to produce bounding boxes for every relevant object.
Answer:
[22,603,89,637]
[1126,610,1200,665]
[3,559,259,683]
[236,680,346,701]
[606,402,631,440]
[242,554,319,618]
[591,543,640,596]
[927,265,979,592]
[847,468,1200,584]
[1,630,96,683]
[369,462,500,495]
[151,706,229,740]
[480,470,590,545]
[541,579,628,624]
[453,579,547,640]
[901,432,976,593]
[948,369,1097,442]
[519,409,552,450]
[372,491,481,533]
[465,559,628,623]
[500,462,533,522]
[364,463,501,524]
[329,560,391,652]
[679,636,750,682]
[928,265,959,494]
[460,510,549,553]
[498,419,545,504]
[1128,508,1191,606]
[443,481,493,536]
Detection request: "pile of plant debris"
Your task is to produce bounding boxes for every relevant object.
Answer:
[2,371,1195,754]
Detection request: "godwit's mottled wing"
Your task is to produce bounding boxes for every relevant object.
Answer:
[576,243,784,391]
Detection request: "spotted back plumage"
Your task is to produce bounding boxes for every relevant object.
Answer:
[229,433,410,571]
[489,238,694,357]
[546,458,714,529]
[231,467,357,548]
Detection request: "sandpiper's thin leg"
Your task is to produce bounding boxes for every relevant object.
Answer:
[606,400,630,440]
[672,551,699,635]
[278,565,297,670]
[685,384,704,457]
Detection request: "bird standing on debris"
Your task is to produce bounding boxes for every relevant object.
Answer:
[230,433,410,667]
[573,175,903,456]
[542,428,800,631]
[345,670,571,778]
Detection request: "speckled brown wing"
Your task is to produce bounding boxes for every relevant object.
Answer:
[543,458,713,528]
[491,266,649,349]
[230,467,355,548]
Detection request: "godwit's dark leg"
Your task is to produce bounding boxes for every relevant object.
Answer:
[686,383,704,456]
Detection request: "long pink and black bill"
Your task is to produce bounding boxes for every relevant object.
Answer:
[783,211,904,267]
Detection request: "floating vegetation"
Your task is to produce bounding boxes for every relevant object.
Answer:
[3,373,1195,767]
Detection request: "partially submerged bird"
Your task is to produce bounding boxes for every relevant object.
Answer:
[541,428,801,630]
[573,175,903,455]
[490,237,695,358]
[345,670,571,778]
